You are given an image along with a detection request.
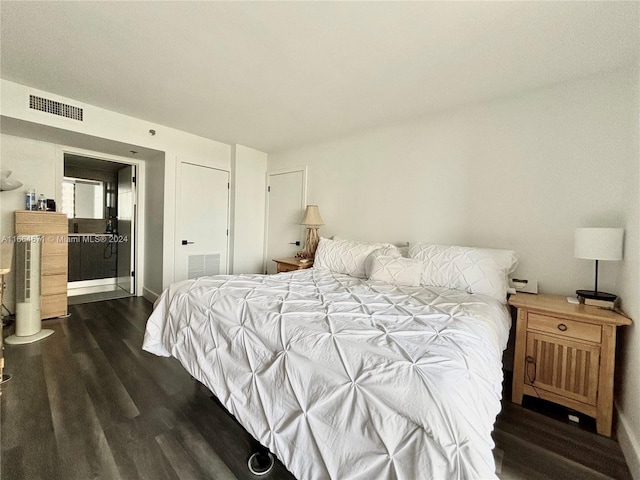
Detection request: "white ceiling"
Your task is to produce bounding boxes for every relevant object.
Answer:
[1,1,638,153]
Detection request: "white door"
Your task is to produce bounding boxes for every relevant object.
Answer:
[117,165,135,294]
[175,162,229,282]
[265,169,306,274]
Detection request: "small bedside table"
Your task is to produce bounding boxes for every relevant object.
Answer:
[273,257,313,273]
[509,293,632,437]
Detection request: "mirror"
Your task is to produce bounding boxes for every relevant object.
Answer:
[62,177,105,219]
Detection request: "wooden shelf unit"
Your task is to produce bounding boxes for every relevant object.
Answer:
[15,211,68,319]
[509,293,632,437]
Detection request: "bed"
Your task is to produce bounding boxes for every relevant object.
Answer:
[143,239,517,480]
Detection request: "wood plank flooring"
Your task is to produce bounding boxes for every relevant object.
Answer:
[1,297,633,479]
[495,382,633,480]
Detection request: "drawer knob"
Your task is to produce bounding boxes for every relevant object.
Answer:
[557,323,568,331]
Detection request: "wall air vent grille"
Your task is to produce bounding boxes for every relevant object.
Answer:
[29,94,83,121]
[188,254,221,279]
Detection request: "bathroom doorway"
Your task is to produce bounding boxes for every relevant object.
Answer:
[63,153,137,304]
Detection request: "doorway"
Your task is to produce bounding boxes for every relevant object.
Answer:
[63,153,137,304]
[264,168,306,274]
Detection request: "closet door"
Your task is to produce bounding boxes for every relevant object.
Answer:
[175,162,229,282]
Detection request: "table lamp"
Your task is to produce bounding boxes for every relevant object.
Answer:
[300,205,324,259]
[574,227,623,301]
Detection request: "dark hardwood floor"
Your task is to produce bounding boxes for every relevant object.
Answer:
[495,376,632,480]
[2,298,294,480]
[1,297,633,479]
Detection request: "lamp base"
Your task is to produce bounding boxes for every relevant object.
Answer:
[301,227,320,259]
[575,290,617,302]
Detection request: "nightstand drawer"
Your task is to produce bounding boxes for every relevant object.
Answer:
[529,313,601,343]
[277,263,299,273]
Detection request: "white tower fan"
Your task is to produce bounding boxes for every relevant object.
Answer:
[5,235,54,345]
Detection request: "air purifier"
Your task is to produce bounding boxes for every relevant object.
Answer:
[5,235,54,345]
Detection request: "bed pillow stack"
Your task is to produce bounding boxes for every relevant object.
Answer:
[314,237,400,278]
[315,237,517,302]
[408,243,518,303]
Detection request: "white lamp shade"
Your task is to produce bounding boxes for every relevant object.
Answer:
[574,228,623,261]
[300,205,324,226]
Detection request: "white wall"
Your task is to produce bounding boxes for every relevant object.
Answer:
[615,74,640,476]
[143,153,166,300]
[269,67,640,471]
[0,135,150,309]
[230,145,267,274]
[0,79,234,294]
[0,135,61,311]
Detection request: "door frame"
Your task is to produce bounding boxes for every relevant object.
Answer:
[56,145,145,297]
[116,164,136,294]
[263,166,307,274]
[174,160,231,279]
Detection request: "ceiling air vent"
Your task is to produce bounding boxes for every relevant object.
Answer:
[29,94,83,121]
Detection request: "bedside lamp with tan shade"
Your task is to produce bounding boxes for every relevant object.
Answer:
[300,205,324,259]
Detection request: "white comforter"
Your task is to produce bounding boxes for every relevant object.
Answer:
[143,268,510,480]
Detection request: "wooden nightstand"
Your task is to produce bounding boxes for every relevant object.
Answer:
[509,293,632,437]
[273,257,313,273]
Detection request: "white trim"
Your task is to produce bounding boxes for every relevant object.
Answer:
[617,403,640,480]
[143,287,160,303]
[56,145,146,298]
[68,278,117,289]
[263,166,307,274]
[67,284,125,297]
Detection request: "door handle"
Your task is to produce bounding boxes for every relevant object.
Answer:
[289,241,300,246]
[181,240,195,245]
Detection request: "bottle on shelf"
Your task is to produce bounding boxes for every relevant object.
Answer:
[25,188,36,211]
[37,194,47,211]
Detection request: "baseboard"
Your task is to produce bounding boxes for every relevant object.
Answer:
[617,403,640,480]
[143,287,160,304]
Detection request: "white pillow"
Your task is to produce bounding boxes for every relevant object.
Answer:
[332,236,404,258]
[408,243,518,303]
[314,237,399,278]
[366,254,422,287]
[370,245,403,259]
